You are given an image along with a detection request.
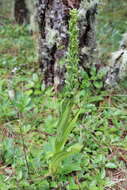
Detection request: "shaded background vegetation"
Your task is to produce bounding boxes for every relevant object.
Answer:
[97,0,127,62]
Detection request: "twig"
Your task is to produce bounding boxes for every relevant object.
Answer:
[19,124,31,179]
[27,129,55,136]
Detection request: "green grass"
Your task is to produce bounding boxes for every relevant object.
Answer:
[0,1,127,189]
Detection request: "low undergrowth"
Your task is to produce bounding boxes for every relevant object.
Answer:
[0,2,127,190]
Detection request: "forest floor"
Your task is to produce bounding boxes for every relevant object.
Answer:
[0,1,127,190]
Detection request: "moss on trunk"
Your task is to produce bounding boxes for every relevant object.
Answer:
[37,0,98,90]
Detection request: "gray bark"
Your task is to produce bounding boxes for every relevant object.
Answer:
[37,0,98,90]
[25,0,39,33]
[105,33,127,88]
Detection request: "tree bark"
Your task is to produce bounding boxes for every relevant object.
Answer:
[37,0,98,90]
[14,0,29,25]
[105,33,127,88]
[25,0,39,33]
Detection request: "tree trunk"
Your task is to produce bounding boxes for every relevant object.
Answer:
[37,0,97,90]
[105,33,127,88]
[13,0,38,33]
[14,0,29,25]
[25,0,39,33]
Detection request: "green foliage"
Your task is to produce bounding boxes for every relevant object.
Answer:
[97,0,127,62]
[1,2,127,189]
[65,9,106,96]
[65,9,80,94]
[46,102,82,174]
